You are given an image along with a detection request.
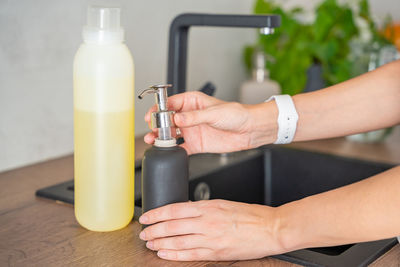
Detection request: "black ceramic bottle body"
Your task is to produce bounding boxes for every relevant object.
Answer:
[141,145,188,213]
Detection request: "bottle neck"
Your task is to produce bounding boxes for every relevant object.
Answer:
[251,50,270,83]
[252,68,269,83]
[82,28,124,44]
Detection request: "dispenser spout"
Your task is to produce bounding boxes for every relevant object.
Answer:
[138,84,175,142]
[138,88,157,99]
[138,84,172,111]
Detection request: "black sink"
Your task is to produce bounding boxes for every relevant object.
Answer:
[185,146,398,267]
[36,146,398,267]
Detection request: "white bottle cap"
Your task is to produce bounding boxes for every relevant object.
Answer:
[83,6,124,44]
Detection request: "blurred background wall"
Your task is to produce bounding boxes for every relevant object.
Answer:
[0,0,399,172]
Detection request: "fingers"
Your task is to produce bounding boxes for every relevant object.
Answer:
[139,202,201,225]
[174,108,217,128]
[144,92,222,124]
[144,93,193,123]
[144,132,156,144]
[144,105,157,123]
[157,248,214,261]
[146,234,205,251]
[140,218,202,241]
[167,91,222,112]
[144,92,224,134]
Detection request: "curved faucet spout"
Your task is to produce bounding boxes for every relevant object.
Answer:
[166,13,281,95]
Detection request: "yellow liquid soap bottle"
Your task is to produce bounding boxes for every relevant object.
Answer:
[73,6,135,231]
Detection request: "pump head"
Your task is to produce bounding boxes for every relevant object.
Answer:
[139,84,177,145]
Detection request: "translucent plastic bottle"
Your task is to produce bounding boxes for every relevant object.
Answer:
[239,49,280,104]
[73,6,135,231]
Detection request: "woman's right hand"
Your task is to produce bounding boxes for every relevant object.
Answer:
[144,91,278,155]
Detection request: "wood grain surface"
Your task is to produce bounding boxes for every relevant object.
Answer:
[1,132,399,266]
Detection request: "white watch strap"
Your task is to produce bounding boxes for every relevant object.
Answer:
[266,95,299,144]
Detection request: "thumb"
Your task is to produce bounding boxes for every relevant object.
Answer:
[174,109,216,128]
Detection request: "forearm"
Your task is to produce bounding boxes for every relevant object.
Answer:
[277,166,400,251]
[250,60,400,146]
[293,60,400,141]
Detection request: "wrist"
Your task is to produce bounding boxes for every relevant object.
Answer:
[247,102,278,148]
[274,199,313,253]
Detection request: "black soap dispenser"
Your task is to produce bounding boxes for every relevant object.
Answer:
[138,84,189,215]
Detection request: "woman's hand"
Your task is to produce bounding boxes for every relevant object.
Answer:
[138,199,286,261]
[144,91,278,154]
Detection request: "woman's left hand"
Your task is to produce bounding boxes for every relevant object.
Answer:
[138,199,285,261]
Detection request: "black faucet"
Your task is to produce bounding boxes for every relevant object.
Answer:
[166,13,281,95]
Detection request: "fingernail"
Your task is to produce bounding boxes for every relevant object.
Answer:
[146,241,154,249]
[158,250,167,258]
[139,215,148,224]
[139,231,146,240]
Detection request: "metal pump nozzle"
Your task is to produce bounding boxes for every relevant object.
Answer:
[138,84,175,141]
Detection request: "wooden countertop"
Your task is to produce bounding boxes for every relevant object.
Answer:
[1,130,400,266]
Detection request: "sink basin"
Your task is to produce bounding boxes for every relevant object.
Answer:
[184,146,397,267]
[36,145,397,267]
